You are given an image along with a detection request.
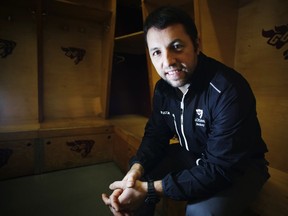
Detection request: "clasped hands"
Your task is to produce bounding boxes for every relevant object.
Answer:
[102,164,146,216]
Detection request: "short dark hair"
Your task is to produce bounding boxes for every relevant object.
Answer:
[143,6,199,48]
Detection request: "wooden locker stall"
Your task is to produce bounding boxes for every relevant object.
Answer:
[0,0,39,180]
[38,0,116,172]
[110,0,151,118]
[41,0,116,122]
[0,0,39,129]
[0,0,117,178]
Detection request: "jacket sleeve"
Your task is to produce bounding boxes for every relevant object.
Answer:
[162,72,266,200]
[130,81,174,173]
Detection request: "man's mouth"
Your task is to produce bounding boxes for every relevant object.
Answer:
[165,67,187,76]
[165,70,180,75]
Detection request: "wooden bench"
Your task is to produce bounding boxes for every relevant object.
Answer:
[248,166,288,216]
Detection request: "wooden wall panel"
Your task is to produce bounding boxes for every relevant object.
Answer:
[235,0,288,172]
[0,6,38,126]
[194,0,238,68]
[42,15,103,120]
[43,134,113,172]
[0,139,35,180]
[101,0,117,118]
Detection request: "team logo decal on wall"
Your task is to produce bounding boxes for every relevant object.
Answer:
[66,140,94,157]
[61,47,86,64]
[0,39,17,58]
[262,24,288,60]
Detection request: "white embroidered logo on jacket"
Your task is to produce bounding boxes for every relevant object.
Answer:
[195,109,205,127]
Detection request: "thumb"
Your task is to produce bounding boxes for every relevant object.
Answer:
[126,176,135,188]
[109,180,125,190]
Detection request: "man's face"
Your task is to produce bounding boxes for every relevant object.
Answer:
[147,24,199,88]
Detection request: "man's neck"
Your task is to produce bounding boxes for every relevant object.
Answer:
[178,83,190,94]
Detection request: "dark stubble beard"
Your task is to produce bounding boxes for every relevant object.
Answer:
[164,66,194,88]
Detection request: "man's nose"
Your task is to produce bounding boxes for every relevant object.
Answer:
[163,51,176,67]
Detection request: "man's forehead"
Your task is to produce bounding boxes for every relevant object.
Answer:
[147,24,188,46]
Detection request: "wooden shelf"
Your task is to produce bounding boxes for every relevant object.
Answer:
[0,128,39,141]
[46,0,112,23]
[1,0,36,8]
[114,31,146,54]
[39,117,112,132]
[142,0,192,7]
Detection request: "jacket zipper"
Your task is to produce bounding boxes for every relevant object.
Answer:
[180,89,190,151]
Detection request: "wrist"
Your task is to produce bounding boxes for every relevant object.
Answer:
[154,180,163,197]
[144,180,160,204]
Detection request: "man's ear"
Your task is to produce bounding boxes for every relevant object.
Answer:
[195,37,201,54]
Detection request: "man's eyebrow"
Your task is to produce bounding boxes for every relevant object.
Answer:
[169,39,183,46]
[149,39,183,51]
[149,47,159,52]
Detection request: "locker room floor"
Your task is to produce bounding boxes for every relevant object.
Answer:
[0,162,128,216]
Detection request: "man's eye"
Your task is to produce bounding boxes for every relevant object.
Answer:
[173,43,183,50]
[152,50,161,56]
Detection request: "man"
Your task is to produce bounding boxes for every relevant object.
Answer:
[102,6,269,216]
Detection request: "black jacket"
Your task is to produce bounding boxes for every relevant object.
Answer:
[131,53,268,200]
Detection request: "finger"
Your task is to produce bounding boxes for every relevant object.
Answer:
[108,205,125,216]
[110,189,123,211]
[124,211,134,216]
[101,193,111,205]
